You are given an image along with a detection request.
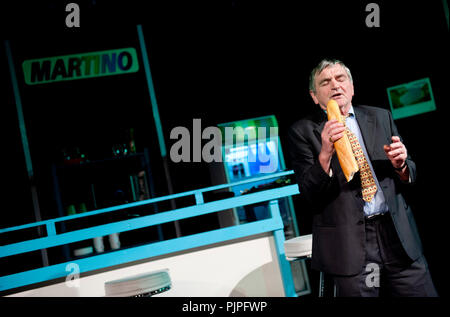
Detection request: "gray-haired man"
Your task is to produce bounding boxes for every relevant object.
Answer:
[288,59,437,296]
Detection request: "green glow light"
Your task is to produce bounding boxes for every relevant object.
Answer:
[387,78,436,120]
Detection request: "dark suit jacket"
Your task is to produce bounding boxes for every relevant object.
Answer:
[288,105,423,276]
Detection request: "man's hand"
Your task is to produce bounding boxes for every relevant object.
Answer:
[319,119,345,174]
[384,136,409,181]
[384,136,407,169]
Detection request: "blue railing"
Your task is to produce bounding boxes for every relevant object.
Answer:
[0,170,300,295]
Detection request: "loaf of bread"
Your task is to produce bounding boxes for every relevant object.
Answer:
[326,99,359,182]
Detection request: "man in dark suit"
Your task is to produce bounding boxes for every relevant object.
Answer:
[287,59,437,296]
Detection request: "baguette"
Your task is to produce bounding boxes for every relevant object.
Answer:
[326,99,359,182]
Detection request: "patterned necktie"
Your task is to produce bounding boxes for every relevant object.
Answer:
[345,122,377,202]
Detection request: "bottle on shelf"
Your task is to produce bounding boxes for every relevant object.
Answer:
[93,233,121,253]
[129,128,137,154]
[67,203,94,257]
[62,146,88,165]
[111,128,136,158]
[92,189,123,253]
[67,204,76,216]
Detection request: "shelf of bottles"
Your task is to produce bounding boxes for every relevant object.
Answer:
[51,128,162,261]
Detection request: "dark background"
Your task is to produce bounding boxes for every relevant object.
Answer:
[0,0,448,297]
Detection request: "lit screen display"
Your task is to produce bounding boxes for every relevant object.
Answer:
[224,140,279,181]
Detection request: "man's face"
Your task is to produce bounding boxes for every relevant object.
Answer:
[310,64,354,114]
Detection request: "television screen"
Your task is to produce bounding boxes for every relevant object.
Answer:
[224,139,280,181]
[387,77,436,120]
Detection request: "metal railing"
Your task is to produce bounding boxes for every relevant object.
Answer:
[0,170,299,295]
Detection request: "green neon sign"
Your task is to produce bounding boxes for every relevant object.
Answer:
[217,115,279,144]
[22,47,139,85]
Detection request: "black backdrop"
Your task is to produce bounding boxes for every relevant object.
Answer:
[0,0,449,297]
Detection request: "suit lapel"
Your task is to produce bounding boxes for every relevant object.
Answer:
[354,106,377,159]
[313,120,326,141]
[312,108,327,141]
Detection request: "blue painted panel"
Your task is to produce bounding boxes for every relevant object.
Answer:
[0,217,282,292]
[268,200,297,297]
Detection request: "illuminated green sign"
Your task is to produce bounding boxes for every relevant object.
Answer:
[22,47,139,85]
[217,115,278,144]
[387,78,436,120]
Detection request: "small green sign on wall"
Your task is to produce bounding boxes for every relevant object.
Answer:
[387,78,436,120]
[22,47,139,85]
